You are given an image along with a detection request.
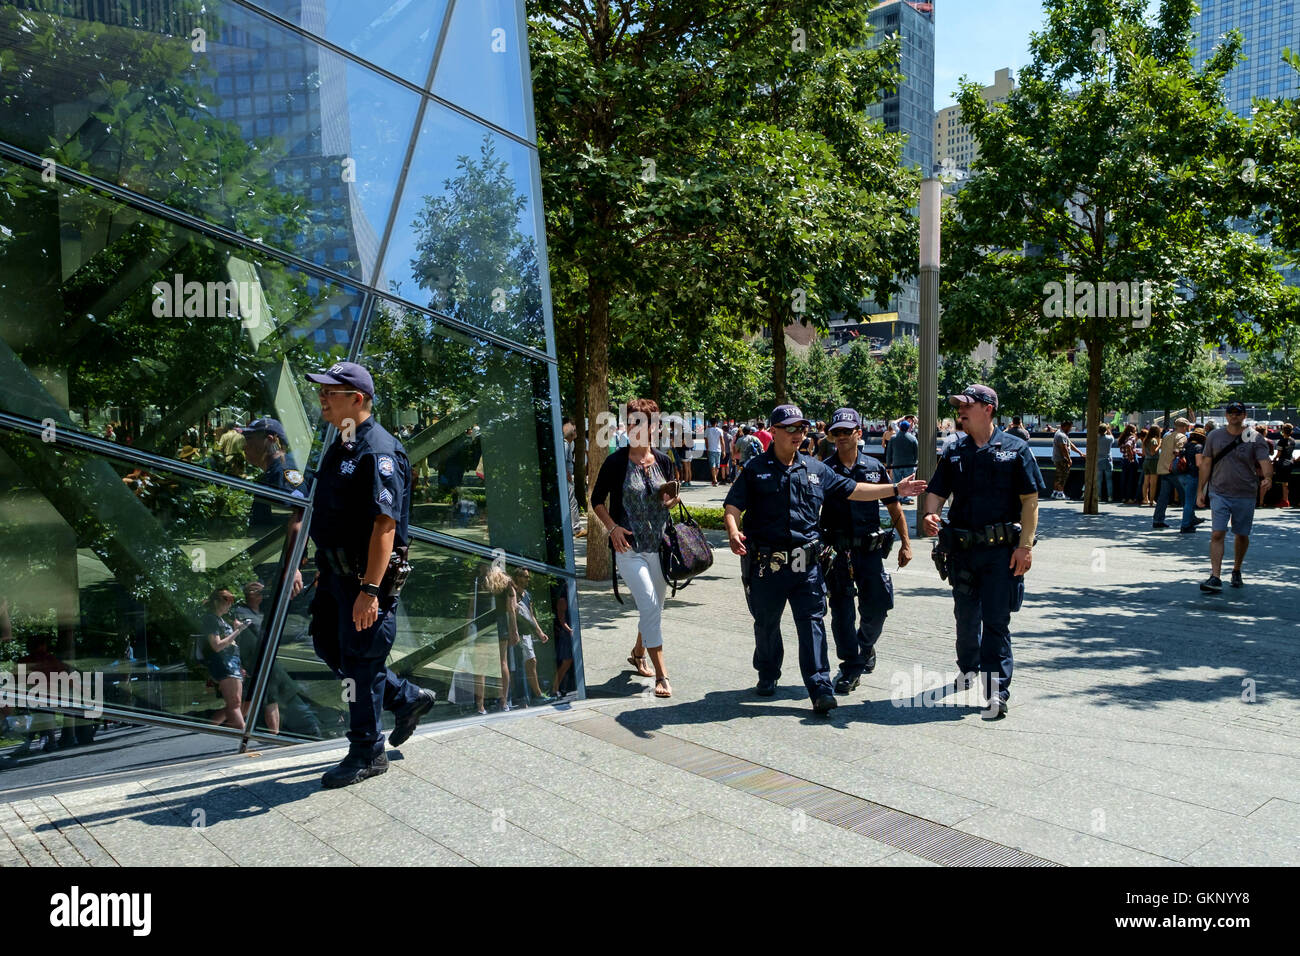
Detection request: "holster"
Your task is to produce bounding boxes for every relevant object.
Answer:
[379,545,412,600]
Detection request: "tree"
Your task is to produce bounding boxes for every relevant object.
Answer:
[786,343,842,422]
[876,339,920,420]
[837,338,883,418]
[1242,325,1300,413]
[940,0,1289,514]
[530,1,917,578]
[938,352,990,419]
[988,339,1071,425]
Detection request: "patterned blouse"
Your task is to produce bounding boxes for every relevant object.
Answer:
[622,455,671,553]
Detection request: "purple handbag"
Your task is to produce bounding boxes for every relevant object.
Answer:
[659,502,714,596]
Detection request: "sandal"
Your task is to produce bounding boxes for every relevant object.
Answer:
[654,677,672,698]
[627,655,653,678]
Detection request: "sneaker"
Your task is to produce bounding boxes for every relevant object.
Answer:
[1151,522,1170,529]
[755,678,777,697]
[388,688,436,747]
[812,694,838,715]
[1200,575,1222,593]
[1230,569,1243,588]
[981,699,1008,721]
[832,670,860,695]
[321,749,388,789]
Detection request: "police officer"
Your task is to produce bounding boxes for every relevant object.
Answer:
[922,385,1045,720]
[306,361,435,787]
[240,417,306,526]
[819,408,914,695]
[724,404,927,714]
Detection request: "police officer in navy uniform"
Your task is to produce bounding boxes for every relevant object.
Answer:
[306,361,435,787]
[724,404,927,714]
[240,417,306,527]
[819,408,915,695]
[922,385,1045,720]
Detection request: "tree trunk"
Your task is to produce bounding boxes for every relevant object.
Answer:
[1083,335,1102,515]
[573,310,588,509]
[585,283,612,581]
[769,302,787,404]
[649,363,662,406]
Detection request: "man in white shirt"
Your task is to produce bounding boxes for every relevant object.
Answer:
[705,418,725,486]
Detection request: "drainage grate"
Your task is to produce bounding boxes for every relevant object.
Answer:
[567,714,1059,867]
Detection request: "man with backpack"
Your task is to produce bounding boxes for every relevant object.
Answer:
[1152,417,1190,529]
[1197,402,1274,591]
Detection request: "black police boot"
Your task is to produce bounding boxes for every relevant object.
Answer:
[832,669,860,695]
[389,688,436,747]
[321,748,388,789]
[981,698,1008,721]
[862,647,877,674]
[755,678,777,697]
[813,694,838,715]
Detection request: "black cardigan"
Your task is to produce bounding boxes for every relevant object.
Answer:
[590,446,675,528]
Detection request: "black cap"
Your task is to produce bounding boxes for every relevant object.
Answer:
[949,384,999,411]
[829,408,861,431]
[307,361,374,398]
[239,417,287,443]
[1225,401,1246,414]
[770,404,812,428]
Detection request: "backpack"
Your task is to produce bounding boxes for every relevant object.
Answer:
[1172,439,1195,474]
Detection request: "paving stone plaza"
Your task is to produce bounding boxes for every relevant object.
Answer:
[4,490,1296,868]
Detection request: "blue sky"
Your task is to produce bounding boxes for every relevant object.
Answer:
[934,0,1047,108]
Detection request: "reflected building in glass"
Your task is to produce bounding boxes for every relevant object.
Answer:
[0,0,576,793]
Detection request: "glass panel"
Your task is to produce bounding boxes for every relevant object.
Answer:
[0,428,301,734]
[260,539,575,739]
[431,0,532,139]
[377,104,545,348]
[247,0,450,87]
[0,0,420,284]
[361,298,564,566]
[0,160,364,491]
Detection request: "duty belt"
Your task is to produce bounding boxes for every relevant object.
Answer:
[753,543,820,575]
[941,522,1021,549]
[317,547,362,577]
[829,529,895,553]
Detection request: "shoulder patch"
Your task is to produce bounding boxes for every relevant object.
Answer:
[284,469,304,487]
[377,455,395,477]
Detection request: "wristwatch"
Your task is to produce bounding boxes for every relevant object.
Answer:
[892,482,899,497]
[359,581,382,597]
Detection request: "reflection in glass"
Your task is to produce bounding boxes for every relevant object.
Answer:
[247,0,451,88]
[432,0,532,139]
[361,299,563,566]
[0,161,364,488]
[0,0,419,283]
[0,430,301,745]
[378,104,545,348]
[263,538,573,739]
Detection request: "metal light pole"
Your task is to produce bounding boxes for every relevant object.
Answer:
[917,177,941,536]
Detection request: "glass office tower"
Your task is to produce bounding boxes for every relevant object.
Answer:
[0,0,576,791]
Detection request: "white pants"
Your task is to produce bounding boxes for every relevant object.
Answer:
[615,549,668,649]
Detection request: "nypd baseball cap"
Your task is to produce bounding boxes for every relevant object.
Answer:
[949,384,999,410]
[829,408,861,432]
[1225,401,1246,414]
[307,361,374,398]
[239,417,288,442]
[770,404,812,428]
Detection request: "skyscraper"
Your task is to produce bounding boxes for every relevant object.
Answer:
[840,0,936,344]
[1191,0,1299,118]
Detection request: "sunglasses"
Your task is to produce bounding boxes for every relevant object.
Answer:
[829,428,855,438]
[779,424,808,434]
[318,388,362,398]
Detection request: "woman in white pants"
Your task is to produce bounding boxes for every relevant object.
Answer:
[591,397,679,697]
